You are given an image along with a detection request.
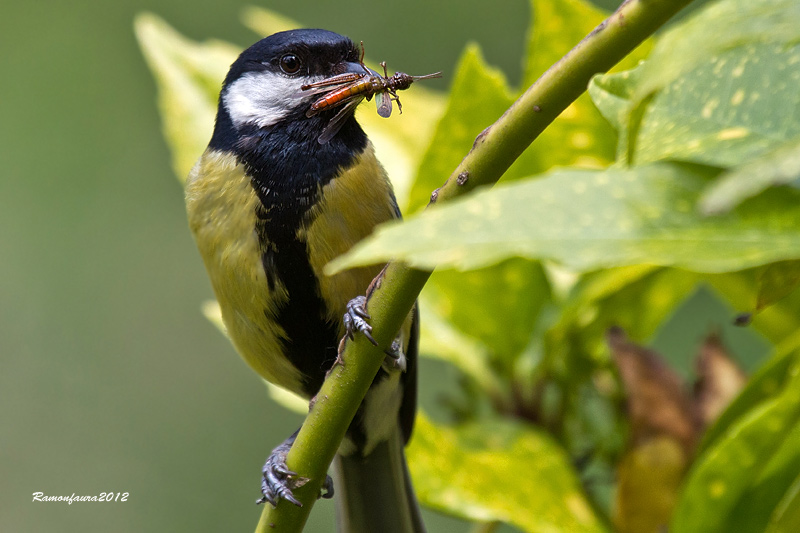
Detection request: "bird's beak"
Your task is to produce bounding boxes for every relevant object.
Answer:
[341,61,381,78]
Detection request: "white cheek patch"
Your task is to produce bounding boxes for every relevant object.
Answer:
[223,70,318,129]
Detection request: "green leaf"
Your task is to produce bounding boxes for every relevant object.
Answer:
[755,261,800,311]
[547,266,794,391]
[588,67,644,161]
[331,163,800,275]
[408,414,607,532]
[633,41,800,167]
[134,13,238,181]
[588,69,635,135]
[706,272,800,345]
[765,473,800,533]
[700,137,800,215]
[722,420,800,531]
[590,0,800,167]
[672,360,800,532]
[404,45,514,213]
[426,259,552,367]
[635,0,800,103]
[417,295,507,401]
[545,267,703,388]
[553,266,692,346]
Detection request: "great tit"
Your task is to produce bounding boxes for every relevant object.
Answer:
[185,29,422,532]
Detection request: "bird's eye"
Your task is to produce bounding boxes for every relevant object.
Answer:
[279,54,302,74]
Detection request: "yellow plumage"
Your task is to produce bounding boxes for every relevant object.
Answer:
[302,144,398,325]
[185,142,397,397]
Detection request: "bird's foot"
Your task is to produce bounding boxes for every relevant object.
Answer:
[343,295,378,346]
[256,435,334,507]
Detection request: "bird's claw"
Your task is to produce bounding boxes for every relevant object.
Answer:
[256,437,335,507]
[343,295,377,346]
[257,441,305,507]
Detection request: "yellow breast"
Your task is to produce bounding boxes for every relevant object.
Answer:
[301,144,398,326]
[186,149,302,392]
[185,144,397,396]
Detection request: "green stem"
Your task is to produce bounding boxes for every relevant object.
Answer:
[256,0,693,530]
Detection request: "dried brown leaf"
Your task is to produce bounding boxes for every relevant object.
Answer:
[607,326,700,455]
[693,332,747,426]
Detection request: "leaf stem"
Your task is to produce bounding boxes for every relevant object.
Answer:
[257,0,694,530]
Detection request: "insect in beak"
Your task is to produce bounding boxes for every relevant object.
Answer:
[300,42,441,143]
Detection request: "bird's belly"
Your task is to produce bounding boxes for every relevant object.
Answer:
[185,146,400,398]
[186,150,305,393]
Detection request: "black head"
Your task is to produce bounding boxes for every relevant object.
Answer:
[222,29,361,89]
[210,29,368,150]
[208,30,371,227]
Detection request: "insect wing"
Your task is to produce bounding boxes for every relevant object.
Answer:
[318,96,364,144]
[375,91,393,118]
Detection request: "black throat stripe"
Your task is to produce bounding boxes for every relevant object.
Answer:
[230,108,368,397]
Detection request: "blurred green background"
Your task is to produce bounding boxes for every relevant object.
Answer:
[1,0,761,532]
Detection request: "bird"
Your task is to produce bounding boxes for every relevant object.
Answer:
[184,29,423,532]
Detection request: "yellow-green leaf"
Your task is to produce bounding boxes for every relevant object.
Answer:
[426,259,552,366]
[706,273,800,345]
[765,473,800,533]
[614,437,688,533]
[417,294,507,400]
[408,414,606,532]
[700,137,800,215]
[134,13,237,181]
[755,260,800,311]
[672,359,800,532]
[331,163,800,275]
[239,5,299,36]
[523,0,649,86]
[590,0,800,167]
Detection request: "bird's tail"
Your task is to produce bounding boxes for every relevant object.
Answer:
[332,427,425,533]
